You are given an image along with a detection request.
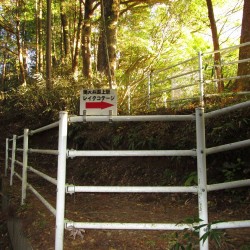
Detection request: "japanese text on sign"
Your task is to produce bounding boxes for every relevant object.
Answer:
[80,89,117,116]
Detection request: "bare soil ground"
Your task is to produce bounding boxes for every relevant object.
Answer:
[1,155,250,250]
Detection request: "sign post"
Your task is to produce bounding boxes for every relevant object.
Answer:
[80,89,117,116]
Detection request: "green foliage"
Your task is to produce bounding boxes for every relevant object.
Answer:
[1,81,81,128]
[171,218,224,250]
[184,171,198,186]
[221,158,248,182]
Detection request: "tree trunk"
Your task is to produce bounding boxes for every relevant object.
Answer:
[46,0,52,89]
[206,0,224,92]
[35,0,43,73]
[60,0,71,63]
[82,0,94,81]
[72,0,84,81]
[236,0,250,91]
[97,0,120,89]
[1,40,8,99]
[16,0,26,86]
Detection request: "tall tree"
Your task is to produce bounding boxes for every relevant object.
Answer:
[206,0,224,92]
[36,0,43,73]
[16,0,27,86]
[72,0,84,81]
[46,0,52,89]
[82,0,95,81]
[236,0,250,91]
[97,0,120,88]
[60,0,71,63]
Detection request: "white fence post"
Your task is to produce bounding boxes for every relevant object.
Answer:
[198,52,204,107]
[10,135,17,186]
[5,138,9,176]
[21,129,29,205]
[196,107,209,250]
[55,111,68,250]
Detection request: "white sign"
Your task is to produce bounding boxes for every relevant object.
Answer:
[80,89,117,116]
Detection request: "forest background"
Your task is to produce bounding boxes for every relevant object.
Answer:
[0,0,249,122]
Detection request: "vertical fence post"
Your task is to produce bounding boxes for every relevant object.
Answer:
[21,129,29,205]
[10,135,17,186]
[195,107,209,250]
[198,52,204,107]
[5,138,9,176]
[55,111,68,250]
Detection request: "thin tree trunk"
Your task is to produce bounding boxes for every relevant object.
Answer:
[1,41,8,99]
[236,0,250,91]
[61,0,71,63]
[82,0,94,81]
[72,0,84,81]
[37,0,43,73]
[36,0,39,72]
[46,0,52,89]
[206,0,224,92]
[16,0,26,86]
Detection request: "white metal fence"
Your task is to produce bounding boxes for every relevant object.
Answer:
[5,100,250,250]
[128,42,250,112]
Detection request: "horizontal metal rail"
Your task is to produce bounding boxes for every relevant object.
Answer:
[220,57,250,67]
[16,148,23,152]
[29,121,59,135]
[149,82,198,98]
[67,149,196,158]
[29,148,58,155]
[153,56,198,74]
[207,179,250,192]
[211,220,250,230]
[28,184,56,216]
[14,171,22,181]
[15,160,23,167]
[205,101,250,119]
[203,41,250,56]
[151,71,198,86]
[28,166,57,185]
[206,139,250,155]
[66,185,198,194]
[211,74,250,83]
[15,160,57,185]
[205,91,250,98]
[65,221,195,231]
[69,114,195,123]
[165,96,200,103]
[166,69,199,81]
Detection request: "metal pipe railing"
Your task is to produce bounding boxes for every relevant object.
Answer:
[206,139,250,155]
[28,148,58,155]
[28,166,57,185]
[205,100,250,119]
[67,149,196,158]
[29,121,59,135]
[66,185,198,194]
[69,114,195,123]
[65,221,195,231]
[28,184,56,216]
[207,179,250,192]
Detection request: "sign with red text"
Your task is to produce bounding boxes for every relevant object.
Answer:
[80,89,117,116]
